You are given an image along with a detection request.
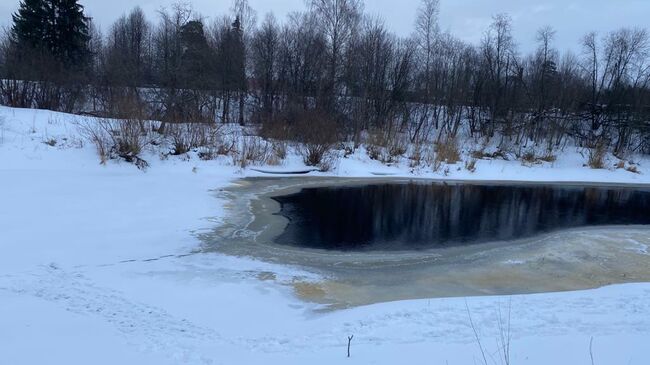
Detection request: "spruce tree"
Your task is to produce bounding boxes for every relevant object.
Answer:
[11,0,90,69]
[50,0,91,68]
[11,0,48,49]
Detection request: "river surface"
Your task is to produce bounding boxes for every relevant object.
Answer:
[209,178,650,308]
[273,182,650,250]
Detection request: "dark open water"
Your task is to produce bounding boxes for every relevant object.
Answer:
[272,182,650,251]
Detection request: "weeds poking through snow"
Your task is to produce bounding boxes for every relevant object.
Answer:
[436,138,461,165]
[43,137,57,147]
[236,136,272,168]
[466,300,512,365]
[465,159,477,172]
[77,117,150,169]
[588,144,607,169]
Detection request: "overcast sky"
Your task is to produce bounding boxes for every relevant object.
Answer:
[1,0,648,53]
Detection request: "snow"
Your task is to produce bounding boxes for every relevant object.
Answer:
[1,106,649,364]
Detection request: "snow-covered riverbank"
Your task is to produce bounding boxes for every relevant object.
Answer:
[1,106,649,364]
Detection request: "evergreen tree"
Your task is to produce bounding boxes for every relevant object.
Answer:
[11,0,48,49]
[179,20,212,90]
[49,0,91,68]
[11,0,90,68]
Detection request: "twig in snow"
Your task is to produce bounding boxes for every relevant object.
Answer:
[347,335,354,358]
[466,300,489,365]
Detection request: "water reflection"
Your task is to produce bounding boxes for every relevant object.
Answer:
[273,183,650,251]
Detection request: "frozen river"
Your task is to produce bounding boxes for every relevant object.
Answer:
[209,178,650,307]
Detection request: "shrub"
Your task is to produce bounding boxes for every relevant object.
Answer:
[521,150,536,164]
[272,141,287,160]
[471,150,488,160]
[465,159,477,172]
[236,136,272,168]
[78,117,150,169]
[300,143,330,167]
[113,118,146,158]
[259,114,292,141]
[293,110,338,169]
[435,138,461,165]
[409,144,424,168]
[367,144,382,161]
[166,123,213,156]
[588,145,607,169]
[78,119,110,164]
[366,128,407,164]
[539,152,557,163]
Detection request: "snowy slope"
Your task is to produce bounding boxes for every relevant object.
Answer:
[1,106,649,364]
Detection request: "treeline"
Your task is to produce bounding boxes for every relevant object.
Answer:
[1,0,650,156]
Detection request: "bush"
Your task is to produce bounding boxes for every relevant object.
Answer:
[539,152,557,163]
[235,136,273,168]
[435,138,461,165]
[300,143,331,167]
[471,149,488,160]
[518,148,557,165]
[409,144,424,168]
[521,150,536,164]
[272,141,287,160]
[366,128,408,164]
[78,117,150,169]
[78,118,111,164]
[588,145,607,169]
[112,118,147,159]
[293,110,338,169]
[259,114,292,141]
[465,159,477,172]
[166,123,213,156]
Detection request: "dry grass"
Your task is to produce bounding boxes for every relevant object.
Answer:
[166,123,213,156]
[520,149,556,165]
[538,152,557,163]
[272,141,287,160]
[366,128,408,164]
[78,120,110,164]
[465,159,477,172]
[236,136,272,168]
[409,144,424,168]
[471,150,488,160]
[521,150,537,164]
[435,138,461,165]
[588,145,607,169]
[78,117,151,169]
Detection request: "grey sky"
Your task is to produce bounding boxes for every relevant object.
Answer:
[1,0,648,53]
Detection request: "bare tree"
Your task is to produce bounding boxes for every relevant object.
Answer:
[251,13,279,123]
[481,13,518,134]
[309,0,362,110]
[414,0,440,100]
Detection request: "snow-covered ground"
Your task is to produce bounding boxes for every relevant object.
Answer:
[1,106,649,364]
